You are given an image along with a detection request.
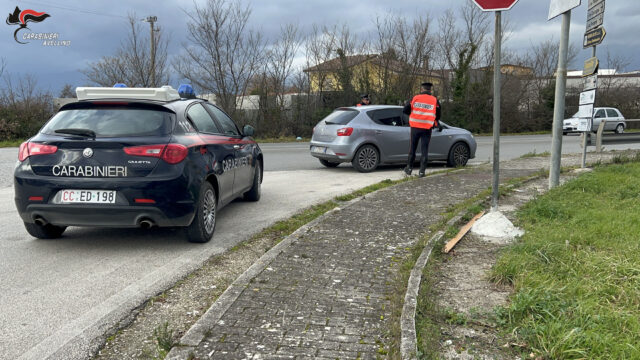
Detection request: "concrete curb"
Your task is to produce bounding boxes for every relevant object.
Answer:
[166,198,364,359]
[400,230,443,359]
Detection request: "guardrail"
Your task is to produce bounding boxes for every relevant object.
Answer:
[585,119,640,152]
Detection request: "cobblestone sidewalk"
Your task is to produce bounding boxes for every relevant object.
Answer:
[167,154,615,359]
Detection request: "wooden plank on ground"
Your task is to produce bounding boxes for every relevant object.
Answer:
[443,211,485,253]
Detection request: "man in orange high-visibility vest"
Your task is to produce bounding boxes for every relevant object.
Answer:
[403,82,441,177]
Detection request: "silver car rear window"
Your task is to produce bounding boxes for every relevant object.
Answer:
[323,109,358,125]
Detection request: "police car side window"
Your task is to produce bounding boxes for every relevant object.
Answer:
[206,104,239,136]
[370,109,403,127]
[187,104,221,134]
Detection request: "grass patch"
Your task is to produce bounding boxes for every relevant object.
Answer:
[151,321,176,359]
[519,150,551,159]
[0,139,24,147]
[491,160,640,359]
[232,201,339,249]
[334,178,409,202]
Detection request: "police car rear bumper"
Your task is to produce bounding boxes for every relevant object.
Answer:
[14,174,197,227]
[18,203,193,227]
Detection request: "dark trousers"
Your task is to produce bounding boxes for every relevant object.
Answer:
[407,127,432,172]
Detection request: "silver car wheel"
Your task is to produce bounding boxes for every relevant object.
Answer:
[358,146,378,171]
[448,142,470,167]
[203,189,216,234]
[615,124,624,134]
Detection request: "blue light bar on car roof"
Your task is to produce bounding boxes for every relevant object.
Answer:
[178,84,195,98]
[113,83,127,88]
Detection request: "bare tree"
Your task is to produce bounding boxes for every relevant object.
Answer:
[305,24,338,95]
[266,23,302,110]
[175,0,264,118]
[58,84,75,98]
[1,73,53,139]
[82,14,169,87]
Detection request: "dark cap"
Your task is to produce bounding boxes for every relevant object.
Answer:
[360,93,369,99]
[421,82,433,88]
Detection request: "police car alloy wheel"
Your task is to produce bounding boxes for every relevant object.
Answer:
[243,161,261,202]
[186,182,217,243]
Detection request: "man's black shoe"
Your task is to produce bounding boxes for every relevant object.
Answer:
[418,172,425,178]
[403,167,412,176]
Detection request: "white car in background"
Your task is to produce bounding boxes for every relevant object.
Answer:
[563,107,626,135]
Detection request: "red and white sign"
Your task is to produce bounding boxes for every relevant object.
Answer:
[471,0,519,11]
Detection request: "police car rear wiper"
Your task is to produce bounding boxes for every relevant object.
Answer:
[55,128,96,138]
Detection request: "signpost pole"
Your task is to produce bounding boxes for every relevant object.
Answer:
[472,0,519,210]
[581,45,596,168]
[491,10,501,211]
[549,11,571,189]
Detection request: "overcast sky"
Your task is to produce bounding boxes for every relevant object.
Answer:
[1,0,638,93]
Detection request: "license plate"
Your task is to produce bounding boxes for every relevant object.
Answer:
[311,146,326,154]
[60,190,116,204]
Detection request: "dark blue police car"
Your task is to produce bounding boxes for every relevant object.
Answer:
[14,85,263,243]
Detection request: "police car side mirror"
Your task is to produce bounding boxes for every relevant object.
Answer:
[243,125,255,137]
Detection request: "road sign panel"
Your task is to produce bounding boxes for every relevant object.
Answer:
[583,56,599,77]
[587,1,605,20]
[583,27,606,48]
[588,0,604,10]
[578,104,594,118]
[579,89,596,105]
[548,0,581,20]
[471,0,519,11]
[577,118,592,132]
[584,74,598,90]
[586,13,604,31]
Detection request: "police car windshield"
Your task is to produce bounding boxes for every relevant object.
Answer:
[324,109,358,125]
[42,108,173,137]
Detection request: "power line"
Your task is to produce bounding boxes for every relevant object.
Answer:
[18,0,129,19]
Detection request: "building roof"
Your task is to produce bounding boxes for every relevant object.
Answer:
[303,53,439,78]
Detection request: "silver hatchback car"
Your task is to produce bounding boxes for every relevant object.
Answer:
[310,105,477,172]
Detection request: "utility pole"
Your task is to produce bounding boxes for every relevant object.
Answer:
[143,16,157,87]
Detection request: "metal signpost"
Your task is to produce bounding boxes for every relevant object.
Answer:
[548,0,581,189]
[580,0,606,168]
[471,0,519,211]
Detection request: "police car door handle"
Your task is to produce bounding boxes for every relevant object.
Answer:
[375,130,382,135]
[233,145,241,149]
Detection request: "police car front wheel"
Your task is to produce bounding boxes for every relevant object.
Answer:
[186,182,217,243]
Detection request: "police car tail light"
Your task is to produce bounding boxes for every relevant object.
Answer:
[124,144,165,157]
[124,144,188,164]
[162,144,188,164]
[337,127,353,136]
[18,142,58,161]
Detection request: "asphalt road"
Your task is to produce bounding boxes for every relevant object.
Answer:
[2,134,640,359]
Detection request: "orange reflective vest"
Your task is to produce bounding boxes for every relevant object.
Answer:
[409,94,438,129]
